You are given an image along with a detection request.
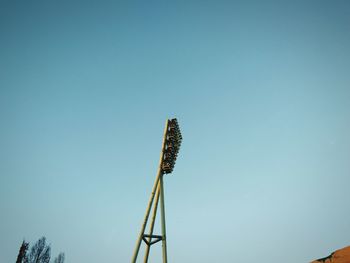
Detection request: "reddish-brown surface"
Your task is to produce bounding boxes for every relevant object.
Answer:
[311,246,350,263]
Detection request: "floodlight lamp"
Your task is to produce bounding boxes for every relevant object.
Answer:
[162,162,173,174]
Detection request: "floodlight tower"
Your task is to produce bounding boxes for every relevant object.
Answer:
[131,118,182,263]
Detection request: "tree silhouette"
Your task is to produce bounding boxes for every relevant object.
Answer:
[16,237,64,263]
[16,240,29,263]
[53,253,65,263]
[27,237,50,263]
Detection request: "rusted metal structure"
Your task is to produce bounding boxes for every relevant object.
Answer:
[131,118,182,263]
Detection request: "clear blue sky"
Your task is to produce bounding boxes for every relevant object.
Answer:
[1,1,350,262]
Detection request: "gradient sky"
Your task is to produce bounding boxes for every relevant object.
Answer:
[1,1,350,262]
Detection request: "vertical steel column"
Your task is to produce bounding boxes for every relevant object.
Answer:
[159,175,168,263]
[143,182,161,263]
[131,120,169,263]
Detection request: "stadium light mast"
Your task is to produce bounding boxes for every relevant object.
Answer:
[131,118,183,263]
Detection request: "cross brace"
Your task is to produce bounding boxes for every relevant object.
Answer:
[142,234,163,246]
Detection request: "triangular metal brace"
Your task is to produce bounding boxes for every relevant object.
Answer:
[142,234,163,246]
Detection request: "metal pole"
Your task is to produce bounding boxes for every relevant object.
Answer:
[143,182,161,263]
[159,175,168,263]
[131,120,169,263]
